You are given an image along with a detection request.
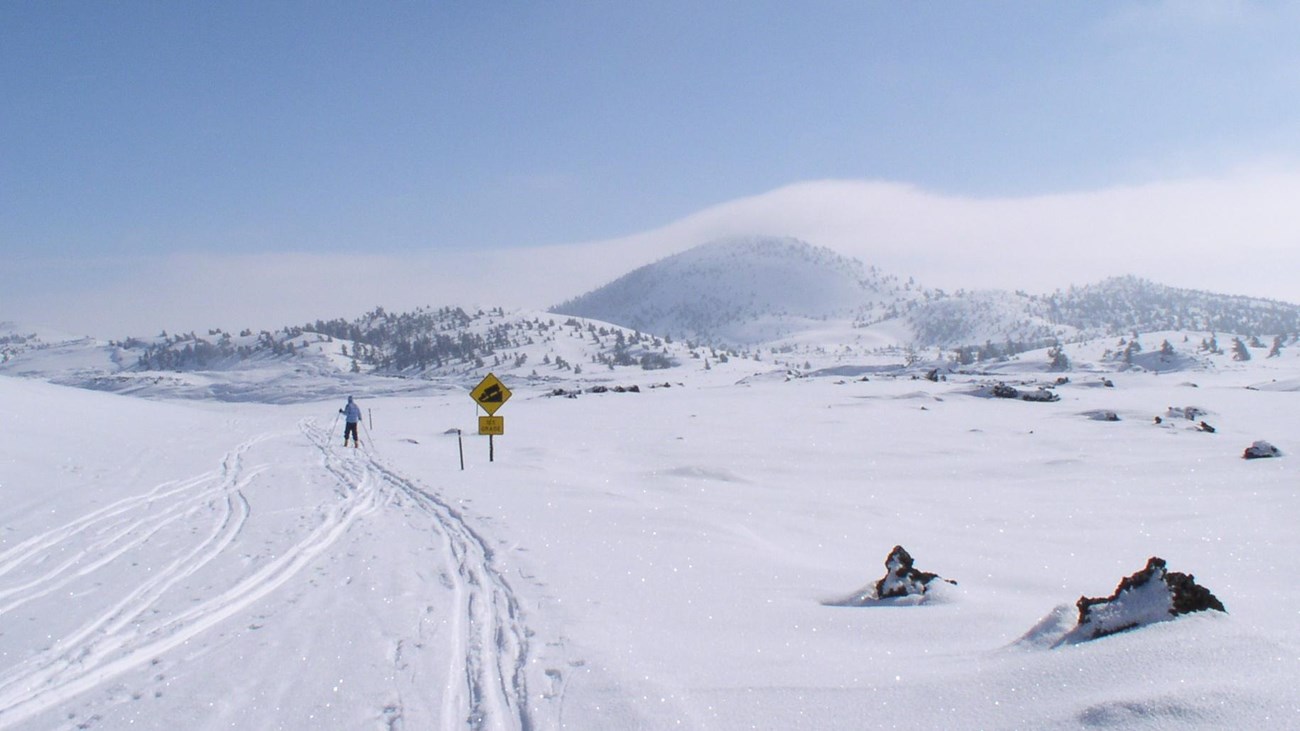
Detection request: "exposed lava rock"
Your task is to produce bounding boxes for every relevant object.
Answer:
[988,383,1061,402]
[1243,440,1282,459]
[1073,557,1225,641]
[548,384,642,398]
[875,545,956,599]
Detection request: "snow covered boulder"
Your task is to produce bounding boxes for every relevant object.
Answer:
[1243,440,1282,459]
[1020,388,1059,402]
[1067,557,1225,643]
[991,383,1019,399]
[875,545,956,599]
[823,545,956,607]
[986,383,1061,403]
[1167,406,1206,421]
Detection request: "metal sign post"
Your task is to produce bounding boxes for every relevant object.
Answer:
[470,373,512,463]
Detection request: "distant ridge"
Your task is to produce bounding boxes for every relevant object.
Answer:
[7,238,1300,401]
[551,236,1300,349]
[1045,276,1300,336]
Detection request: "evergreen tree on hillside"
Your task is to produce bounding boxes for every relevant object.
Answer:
[1231,337,1251,361]
[1047,343,1070,371]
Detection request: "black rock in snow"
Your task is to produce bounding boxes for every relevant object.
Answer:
[1073,557,1225,641]
[988,383,1061,402]
[990,383,1020,399]
[875,545,955,599]
[1243,440,1282,459]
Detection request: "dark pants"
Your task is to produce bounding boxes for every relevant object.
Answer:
[344,422,359,445]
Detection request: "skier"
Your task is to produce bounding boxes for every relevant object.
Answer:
[340,396,362,447]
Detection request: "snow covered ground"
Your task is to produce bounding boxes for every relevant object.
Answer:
[1,352,1299,729]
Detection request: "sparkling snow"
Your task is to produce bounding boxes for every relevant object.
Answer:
[1,341,1299,729]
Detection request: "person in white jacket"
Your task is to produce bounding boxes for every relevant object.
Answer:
[340,396,362,447]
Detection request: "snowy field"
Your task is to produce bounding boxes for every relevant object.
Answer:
[1,356,1299,729]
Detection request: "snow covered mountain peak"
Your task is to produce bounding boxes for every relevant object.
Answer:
[551,235,912,345]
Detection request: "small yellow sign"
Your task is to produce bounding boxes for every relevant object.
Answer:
[470,373,512,415]
[478,416,504,436]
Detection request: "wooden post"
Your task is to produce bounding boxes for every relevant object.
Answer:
[457,429,464,471]
[489,434,495,463]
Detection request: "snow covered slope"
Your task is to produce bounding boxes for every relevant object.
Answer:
[0,311,767,402]
[1047,275,1300,335]
[550,238,1300,353]
[2,344,1299,729]
[552,236,921,345]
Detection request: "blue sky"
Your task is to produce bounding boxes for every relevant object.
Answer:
[5,1,1300,334]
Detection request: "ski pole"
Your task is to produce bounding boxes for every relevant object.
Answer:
[329,410,340,439]
[360,420,376,454]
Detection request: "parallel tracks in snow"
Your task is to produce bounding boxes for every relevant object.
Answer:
[303,421,534,731]
[0,420,537,731]
[0,428,383,728]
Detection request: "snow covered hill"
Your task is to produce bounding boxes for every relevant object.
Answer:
[549,236,1300,355]
[551,236,923,345]
[7,246,1300,404]
[0,311,765,402]
[1044,275,1300,336]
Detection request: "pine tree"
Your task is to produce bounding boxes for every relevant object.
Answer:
[1048,344,1070,371]
[1231,337,1251,361]
[1268,336,1284,358]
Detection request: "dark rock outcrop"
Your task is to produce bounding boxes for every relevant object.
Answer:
[1074,557,1225,641]
[991,383,1019,399]
[874,545,956,599]
[989,383,1061,402]
[548,384,642,398]
[1243,440,1282,459]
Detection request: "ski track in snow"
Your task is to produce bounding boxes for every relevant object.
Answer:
[0,420,537,731]
[320,425,535,731]
[0,428,383,728]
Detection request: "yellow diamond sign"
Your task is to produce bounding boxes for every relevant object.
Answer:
[470,373,511,415]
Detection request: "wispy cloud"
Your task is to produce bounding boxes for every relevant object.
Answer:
[6,169,1299,338]
[595,169,1300,303]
